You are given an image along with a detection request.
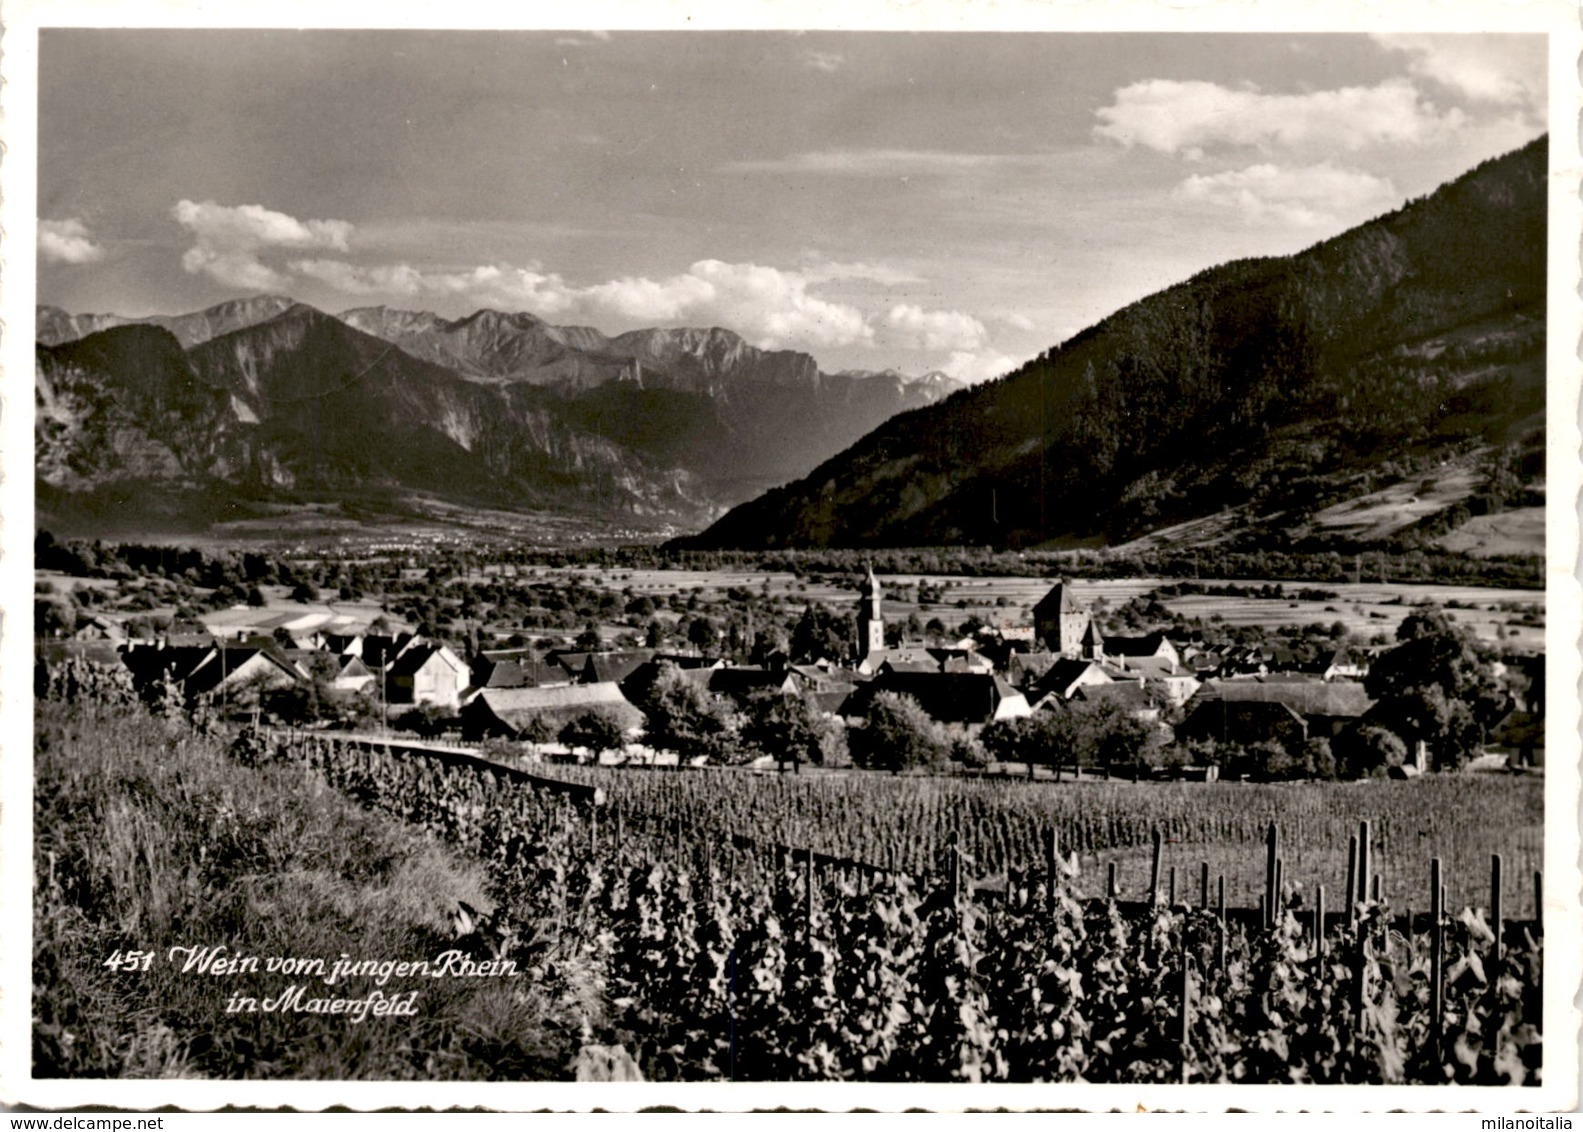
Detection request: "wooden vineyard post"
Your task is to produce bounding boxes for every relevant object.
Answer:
[1200,862,1209,910]
[1345,834,1358,920]
[804,848,815,942]
[1371,875,1382,904]
[1313,884,1326,972]
[1490,853,1504,969]
[1430,857,1445,1057]
[1357,820,1371,909]
[1178,919,1192,1085]
[1350,920,1367,1025]
[1045,827,1059,908]
[1150,828,1164,906]
[673,818,683,867]
[1274,858,1283,922]
[1216,875,1227,971]
[1264,822,1279,930]
[613,808,623,862]
[1107,862,1118,900]
[1534,869,1543,927]
[1169,866,1178,908]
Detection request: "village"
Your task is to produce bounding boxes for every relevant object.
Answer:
[38,558,1545,783]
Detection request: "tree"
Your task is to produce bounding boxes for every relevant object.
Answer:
[1365,610,1508,770]
[574,622,604,651]
[290,581,319,604]
[980,710,1079,778]
[850,692,951,774]
[1333,723,1407,778]
[741,689,846,772]
[686,615,718,654]
[790,604,851,664]
[559,711,626,756]
[633,661,737,762]
[1068,698,1154,778]
[247,586,268,608]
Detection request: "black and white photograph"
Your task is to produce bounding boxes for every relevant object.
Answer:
[4,0,1580,1112]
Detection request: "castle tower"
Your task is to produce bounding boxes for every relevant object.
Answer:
[1033,580,1093,658]
[856,562,885,657]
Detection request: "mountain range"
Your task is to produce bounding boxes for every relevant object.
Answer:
[685,136,1548,553]
[35,296,966,534]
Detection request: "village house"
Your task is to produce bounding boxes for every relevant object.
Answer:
[857,670,1031,734]
[1182,676,1373,740]
[1028,657,1114,705]
[461,682,646,742]
[385,642,469,710]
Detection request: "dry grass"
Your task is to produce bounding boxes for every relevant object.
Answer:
[33,698,583,1079]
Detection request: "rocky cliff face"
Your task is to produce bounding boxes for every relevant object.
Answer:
[36,295,300,349]
[36,291,968,531]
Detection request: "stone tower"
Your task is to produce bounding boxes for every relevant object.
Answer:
[856,562,885,656]
[1033,580,1093,658]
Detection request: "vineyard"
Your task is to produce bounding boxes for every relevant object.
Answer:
[253,723,1545,1085]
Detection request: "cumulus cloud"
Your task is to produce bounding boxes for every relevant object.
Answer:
[1094,78,1464,156]
[173,199,353,290]
[1174,162,1400,227]
[941,349,1020,385]
[291,255,880,351]
[1373,34,1544,112]
[994,311,1037,332]
[884,304,988,352]
[39,218,105,265]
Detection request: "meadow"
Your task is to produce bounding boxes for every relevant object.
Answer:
[33,697,585,1079]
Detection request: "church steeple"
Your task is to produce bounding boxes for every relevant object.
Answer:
[856,562,885,656]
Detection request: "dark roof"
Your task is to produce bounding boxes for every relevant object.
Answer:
[864,671,1025,726]
[880,658,939,675]
[1034,658,1109,699]
[473,656,568,689]
[387,643,461,680]
[1007,651,1060,684]
[583,650,655,685]
[1180,698,1307,739]
[183,647,304,697]
[1193,677,1373,718]
[1073,681,1153,710]
[121,644,214,686]
[1032,582,1077,616]
[1105,632,1169,657]
[465,683,645,734]
[809,689,857,716]
[706,667,798,700]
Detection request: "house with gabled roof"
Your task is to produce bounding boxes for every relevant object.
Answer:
[1105,631,1181,669]
[1187,676,1373,738]
[386,642,469,709]
[461,682,646,741]
[1030,658,1113,704]
[856,671,1031,734]
[176,645,306,704]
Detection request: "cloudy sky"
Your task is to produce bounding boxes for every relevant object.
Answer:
[37,30,1546,381]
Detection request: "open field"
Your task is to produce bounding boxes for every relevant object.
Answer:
[478,565,1546,649]
[1309,462,1485,541]
[1437,506,1547,559]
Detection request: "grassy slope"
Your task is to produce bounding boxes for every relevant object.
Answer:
[33,698,581,1079]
